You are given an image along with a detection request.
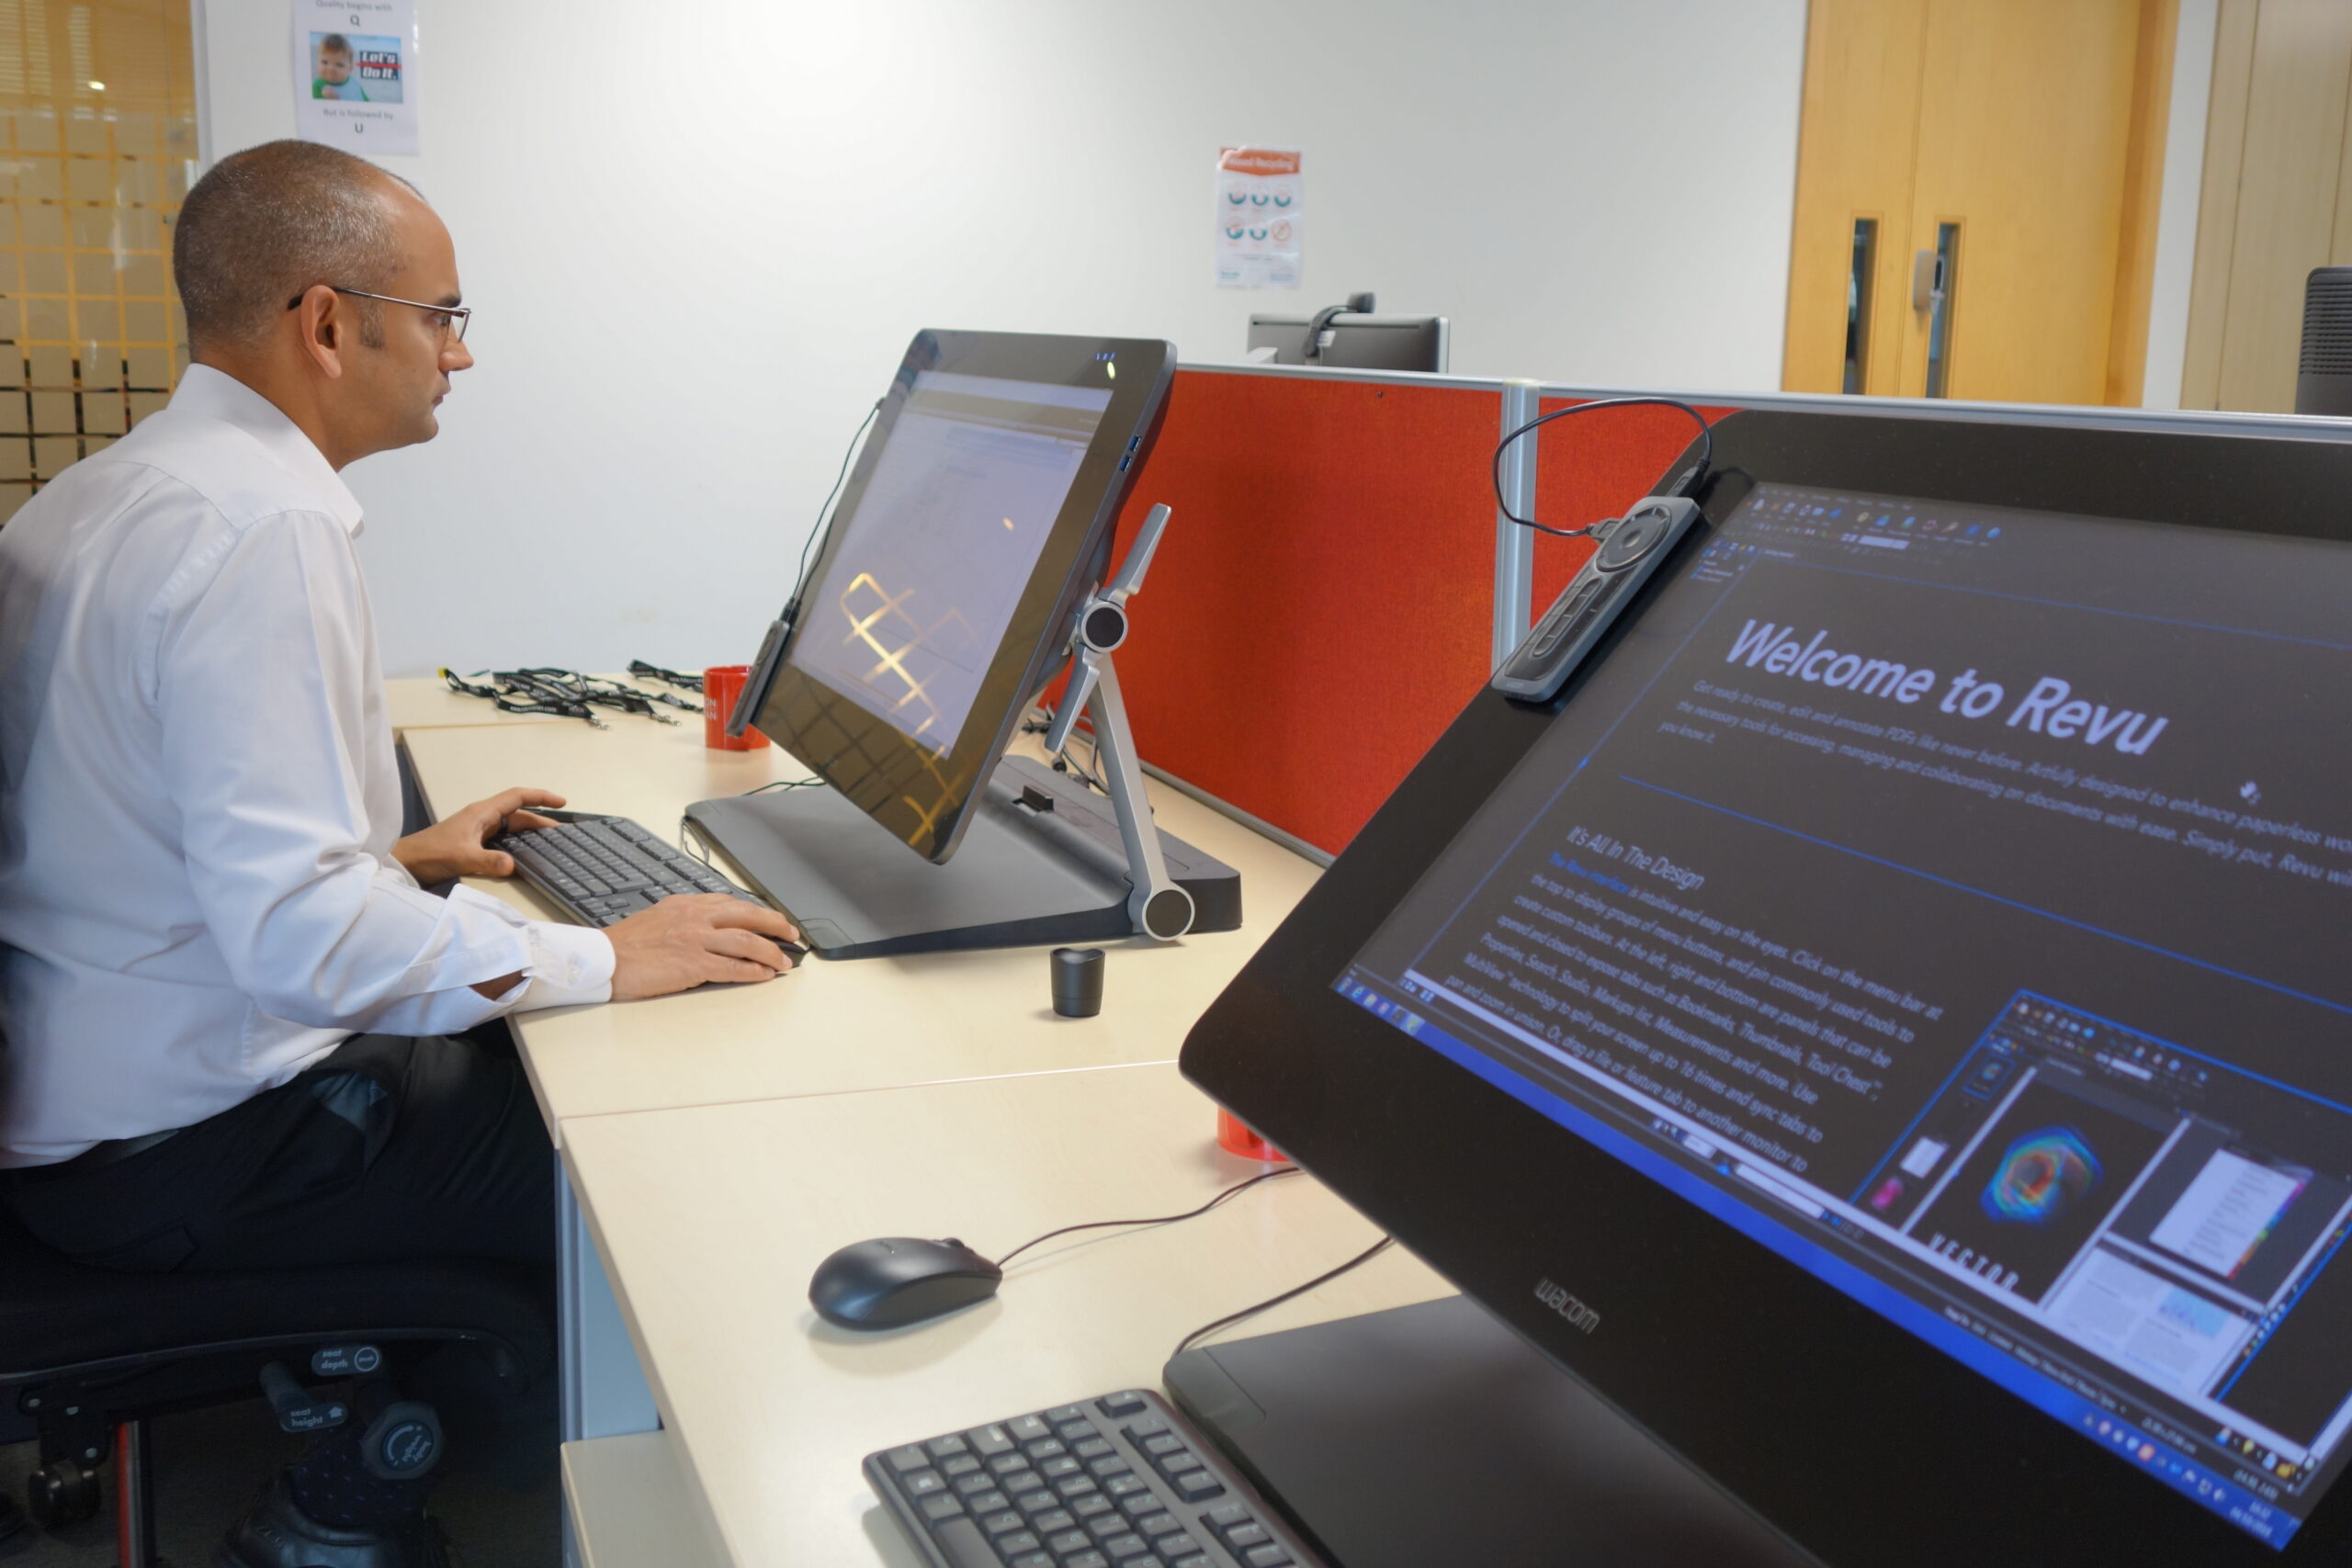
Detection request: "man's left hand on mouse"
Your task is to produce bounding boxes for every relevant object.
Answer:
[390,785,569,884]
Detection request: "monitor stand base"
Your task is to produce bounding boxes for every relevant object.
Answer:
[683,755,1241,961]
[1163,1295,1817,1568]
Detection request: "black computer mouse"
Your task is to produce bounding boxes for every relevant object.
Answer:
[808,1236,1004,1330]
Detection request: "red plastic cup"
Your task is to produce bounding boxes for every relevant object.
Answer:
[1216,1108,1288,1164]
[703,665,769,750]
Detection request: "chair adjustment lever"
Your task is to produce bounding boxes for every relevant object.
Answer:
[259,1361,348,1434]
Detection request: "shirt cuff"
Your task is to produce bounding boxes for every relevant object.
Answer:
[508,919,616,1011]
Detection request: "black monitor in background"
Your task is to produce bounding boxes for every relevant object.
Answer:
[685,329,1242,959]
[1180,408,2352,1565]
[1247,311,1449,372]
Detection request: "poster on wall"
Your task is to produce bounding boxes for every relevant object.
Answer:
[292,0,419,156]
[1214,147,1302,288]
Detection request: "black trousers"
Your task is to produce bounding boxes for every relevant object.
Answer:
[4,1029,554,1274]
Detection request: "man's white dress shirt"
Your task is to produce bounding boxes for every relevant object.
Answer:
[0,365,614,1168]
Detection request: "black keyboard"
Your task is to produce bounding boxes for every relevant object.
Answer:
[865,1389,1326,1568]
[493,812,757,927]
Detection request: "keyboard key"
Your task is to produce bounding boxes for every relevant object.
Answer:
[1105,1473,1150,1497]
[1041,1457,1081,1480]
[885,1445,928,1473]
[1088,1513,1127,1540]
[1159,1533,1200,1556]
[1227,1523,1271,1549]
[966,1490,1009,1514]
[1008,1415,1052,1441]
[1033,1508,1075,1533]
[903,1469,946,1496]
[1048,1529,1091,1553]
[971,1425,1016,1456]
[1017,1490,1058,1517]
[1058,1420,1099,1441]
[953,1472,995,1495]
[928,1435,971,1459]
[1171,1471,1223,1501]
[1170,1557,1213,1568]
[942,1454,982,1477]
[1159,1453,1204,1476]
[1098,1392,1148,1416]
[1139,1434,1184,1457]
[981,1513,1023,1535]
[1089,1457,1131,1479]
[1025,1438,1069,1461]
[1046,1404,1087,1423]
[1007,1555,1053,1568]
[1065,1553,1109,1568]
[1139,1514,1182,1536]
[925,1517,1002,1568]
[1075,1438,1115,1459]
[990,1454,1033,1476]
[1243,1550,1293,1568]
[1122,1416,1169,1438]
[1119,1494,1161,1519]
[1071,1495,1114,1519]
[1204,1504,1251,1530]
[1104,1536,1149,1559]
[918,1493,965,1522]
[1055,1475,1101,1499]
[998,1530,1040,1552]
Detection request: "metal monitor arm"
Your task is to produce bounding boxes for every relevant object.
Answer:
[1044,503,1193,941]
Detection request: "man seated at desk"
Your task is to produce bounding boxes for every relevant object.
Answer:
[0,139,797,1567]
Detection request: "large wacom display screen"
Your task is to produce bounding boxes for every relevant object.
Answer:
[1336,482,2352,1551]
[786,369,1112,754]
[753,331,1170,863]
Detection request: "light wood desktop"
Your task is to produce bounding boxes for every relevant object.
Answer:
[394,708,1321,1130]
[557,1063,1453,1568]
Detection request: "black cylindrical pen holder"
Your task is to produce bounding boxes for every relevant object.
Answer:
[1051,947,1105,1017]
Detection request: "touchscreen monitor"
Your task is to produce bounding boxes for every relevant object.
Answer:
[752,332,1174,862]
[1184,411,2352,1564]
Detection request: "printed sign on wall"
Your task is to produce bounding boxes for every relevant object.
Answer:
[294,0,419,156]
[1215,147,1302,289]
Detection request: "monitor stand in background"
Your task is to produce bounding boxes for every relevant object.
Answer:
[1163,1296,1815,1568]
[685,504,1242,960]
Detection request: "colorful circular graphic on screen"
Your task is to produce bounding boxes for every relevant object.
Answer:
[1982,1127,2101,1224]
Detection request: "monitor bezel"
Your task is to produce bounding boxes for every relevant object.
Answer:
[752,330,1175,863]
[1179,408,2352,1565]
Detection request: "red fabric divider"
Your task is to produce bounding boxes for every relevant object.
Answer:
[1102,369,1501,856]
[1095,375,1744,858]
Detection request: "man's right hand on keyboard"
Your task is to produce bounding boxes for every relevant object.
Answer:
[607,893,802,998]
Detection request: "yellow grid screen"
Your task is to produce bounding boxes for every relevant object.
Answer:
[0,0,195,525]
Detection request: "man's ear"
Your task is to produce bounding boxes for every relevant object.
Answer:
[291,283,347,380]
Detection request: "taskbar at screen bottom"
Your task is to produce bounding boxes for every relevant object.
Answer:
[1331,967,2309,1551]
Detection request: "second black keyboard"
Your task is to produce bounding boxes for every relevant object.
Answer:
[493,812,757,928]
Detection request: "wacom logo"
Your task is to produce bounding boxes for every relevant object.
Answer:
[1534,1278,1600,1335]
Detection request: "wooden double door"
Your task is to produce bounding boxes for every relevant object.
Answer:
[1783,0,2176,407]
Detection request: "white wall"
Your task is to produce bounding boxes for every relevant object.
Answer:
[194,0,1809,676]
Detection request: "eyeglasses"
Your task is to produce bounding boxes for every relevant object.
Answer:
[285,286,471,343]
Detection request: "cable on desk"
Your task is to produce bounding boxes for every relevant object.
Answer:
[994,1167,1301,1271]
[1170,1235,1396,1359]
[1491,396,1714,539]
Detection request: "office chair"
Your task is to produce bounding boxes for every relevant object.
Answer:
[0,1192,552,1565]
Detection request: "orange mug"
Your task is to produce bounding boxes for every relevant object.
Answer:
[703,665,770,750]
[1216,1108,1287,1164]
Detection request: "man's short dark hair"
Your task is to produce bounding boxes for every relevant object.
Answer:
[173,140,416,353]
[318,33,353,55]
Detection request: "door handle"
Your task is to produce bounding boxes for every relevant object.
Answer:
[1912,248,1945,314]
